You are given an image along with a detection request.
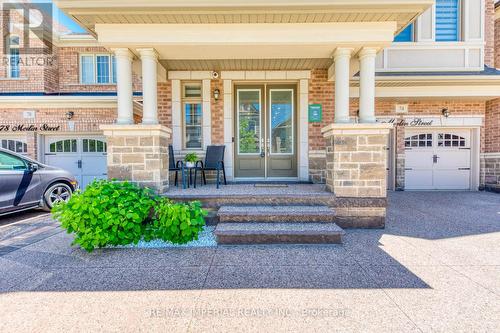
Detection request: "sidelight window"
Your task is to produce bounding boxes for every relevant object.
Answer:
[182,83,203,149]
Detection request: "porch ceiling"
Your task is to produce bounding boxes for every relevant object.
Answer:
[160,58,333,71]
[55,0,433,36]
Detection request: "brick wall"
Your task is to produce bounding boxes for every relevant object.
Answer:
[157,81,172,128]
[211,79,224,144]
[485,98,500,153]
[485,0,496,68]
[57,47,142,93]
[308,69,334,151]
[0,107,117,159]
[495,6,500,68]
[0,43,142,94]
[482,97,500,185]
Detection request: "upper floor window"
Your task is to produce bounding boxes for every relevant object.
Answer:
[435,0,460,42]
[182,83,203,149]
[394,24,414,42]
[80,54,117,84]
[9,35,20,78]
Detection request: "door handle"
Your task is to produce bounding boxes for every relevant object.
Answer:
[77,160,82,168]
[260,137,265,158]
[432,155,439,164]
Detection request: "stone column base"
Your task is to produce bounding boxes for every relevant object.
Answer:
[101,124,171,194]
[322,123,393,228]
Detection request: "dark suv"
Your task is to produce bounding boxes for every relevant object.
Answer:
[0,148,78,215]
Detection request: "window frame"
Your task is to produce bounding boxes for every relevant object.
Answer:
[8,34,20,79]
[435,0,462,42]
[79,53,116,85]
[393,23,415,43]
[181,82,203,150]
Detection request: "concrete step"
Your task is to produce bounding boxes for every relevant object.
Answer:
[217,205,336,223]
[215,222,344,244]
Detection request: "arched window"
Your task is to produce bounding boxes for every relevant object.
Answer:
[9,35,20,78]
[405,133,433,148]
[437,133,466,147]
[82,139,107,153]
[49,139,77,153]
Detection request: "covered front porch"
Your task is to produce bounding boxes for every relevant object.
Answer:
[57,0,432,240]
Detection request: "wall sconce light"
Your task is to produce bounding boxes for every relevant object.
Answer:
[441,108,450,118]
[66,111,74,120]
[213,88,220,101]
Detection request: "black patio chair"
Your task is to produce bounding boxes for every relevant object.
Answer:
[194,145,227,189]
[168,145,183,187]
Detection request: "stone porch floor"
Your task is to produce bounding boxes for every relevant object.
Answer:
[166,183,331,198]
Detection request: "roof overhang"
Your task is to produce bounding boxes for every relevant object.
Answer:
[55,0,433,34]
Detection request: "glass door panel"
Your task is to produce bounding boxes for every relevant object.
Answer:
[269,89,294,155]
[237,89,262,155]
[234,87,265,178]
[266,85,297,178]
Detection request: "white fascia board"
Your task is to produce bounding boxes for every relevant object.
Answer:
[0,95,118,108]
[358,76,500,82]
[94,22,397,59]
[349,85,500,98]
[56,0,433,10]
[96,22,397,45]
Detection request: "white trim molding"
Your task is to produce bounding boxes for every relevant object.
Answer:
[377,42,485,72]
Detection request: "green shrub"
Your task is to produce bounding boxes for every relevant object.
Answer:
[145,198,207,244]
[52,179,156,252]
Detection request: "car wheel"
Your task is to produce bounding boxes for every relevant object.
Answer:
[43,183,73,211]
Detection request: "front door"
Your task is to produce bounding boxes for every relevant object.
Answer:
[234,84,297,179]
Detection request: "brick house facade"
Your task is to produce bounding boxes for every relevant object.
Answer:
[1,0,500,191]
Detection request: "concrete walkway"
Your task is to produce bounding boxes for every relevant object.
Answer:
[0,192,499,332]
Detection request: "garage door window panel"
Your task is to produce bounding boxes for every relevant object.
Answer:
[83,139,107,153]
[405,134,432,148]
[437,133,466,147]
[50,139,77,153]
[1,139,27,154]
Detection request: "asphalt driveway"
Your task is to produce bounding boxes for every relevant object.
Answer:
[0,191,499,332]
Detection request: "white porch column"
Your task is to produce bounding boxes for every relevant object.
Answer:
[113,48,134,125]
[333,48,352,123]
[358,47,378,123]
[137,48,159,124]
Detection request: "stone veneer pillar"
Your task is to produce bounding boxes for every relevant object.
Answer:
[100,124,171,194]
[322,123,393,228]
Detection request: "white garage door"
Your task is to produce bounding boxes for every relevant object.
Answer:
[405,130,471,190]
[44,137,107,189]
